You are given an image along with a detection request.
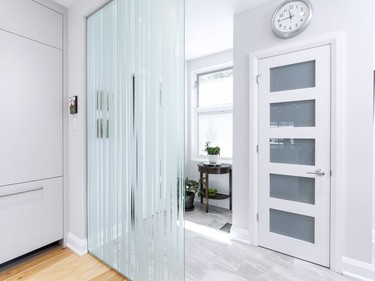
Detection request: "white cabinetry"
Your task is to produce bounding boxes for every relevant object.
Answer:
[0,178,63,264]
[0,0,63,49]
[0,30,63,187]
[0,0,63,264]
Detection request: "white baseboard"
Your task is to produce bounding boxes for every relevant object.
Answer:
[342,257,375,281]
[230,225,250,244]
[66,232,88,256]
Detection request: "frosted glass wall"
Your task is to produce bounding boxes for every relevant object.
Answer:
[87,0,184,280]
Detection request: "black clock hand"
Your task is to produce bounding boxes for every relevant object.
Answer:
[279,16,291,22]
[288,9,295,20]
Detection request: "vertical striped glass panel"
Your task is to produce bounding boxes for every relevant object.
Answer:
[87,1,119,269]
[87,0,184,280]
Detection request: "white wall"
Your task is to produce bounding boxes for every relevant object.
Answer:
[67,0,110,254]
[233,0,373,270]
[66,0,375,271]
[186,50,233,209]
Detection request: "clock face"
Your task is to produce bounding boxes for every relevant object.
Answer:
[272,0,312,38]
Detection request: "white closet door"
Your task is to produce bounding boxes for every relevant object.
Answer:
[0,30,62,187]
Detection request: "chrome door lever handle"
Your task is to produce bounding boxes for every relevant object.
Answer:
[307,169,325,176]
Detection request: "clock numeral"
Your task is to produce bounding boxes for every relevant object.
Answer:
[289,26,292,30]
[284,9,287,13]
[300,18,303,22]
[301,7,304,11]
[279,24,282,28]
[295,23,298,27]
[284,26,286,30]
[289,5,293,9]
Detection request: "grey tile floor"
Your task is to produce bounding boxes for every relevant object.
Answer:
[185,203,356,281]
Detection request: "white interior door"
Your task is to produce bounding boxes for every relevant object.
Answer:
[258,45,331,266]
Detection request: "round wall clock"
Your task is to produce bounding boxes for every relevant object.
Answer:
[271,0,313,39]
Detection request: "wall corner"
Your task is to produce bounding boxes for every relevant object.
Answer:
[66,233,88,256]
[230,225,251,245]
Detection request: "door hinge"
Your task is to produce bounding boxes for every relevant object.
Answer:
[256,213,259,221]
[256,74,261,85]
[256,145,259,153]
[330,170,332,177]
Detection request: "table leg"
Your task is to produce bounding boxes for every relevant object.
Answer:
[205,172,209,213]
[200,172,203,204]
[229,168,232,211]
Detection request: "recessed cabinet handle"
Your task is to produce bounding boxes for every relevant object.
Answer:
[0,186,44,198]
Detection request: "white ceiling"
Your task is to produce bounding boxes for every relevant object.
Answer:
[52,0,271,60]
[185,0,271,60]
[52,0,78,7]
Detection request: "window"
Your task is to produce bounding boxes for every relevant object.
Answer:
[193,67,233,159]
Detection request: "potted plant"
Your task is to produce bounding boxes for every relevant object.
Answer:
[208,187,218,197]
[199,179,218,198]
[204,141,221,164]
[185,177,199,210]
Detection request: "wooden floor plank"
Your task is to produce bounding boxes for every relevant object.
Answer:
[90,270,127,281]
[4,250,74,281]
[23,254,110,281]
[0,247,127,281]
[0,247,70,281]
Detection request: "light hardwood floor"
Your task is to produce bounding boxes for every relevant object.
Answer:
[0,246,128,281]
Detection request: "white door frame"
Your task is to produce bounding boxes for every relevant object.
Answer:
[248,33,345,273]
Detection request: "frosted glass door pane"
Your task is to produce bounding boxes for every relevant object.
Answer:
[270,61,315,92]
[270,209,315,243]
[87,0,185,280]
[270,139,315,165]
[270,100,315,127]
[270,174,315,204]
[198,113,233,157]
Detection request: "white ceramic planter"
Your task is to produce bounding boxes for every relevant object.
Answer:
[208,154,218,164]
